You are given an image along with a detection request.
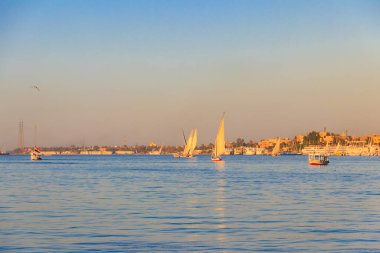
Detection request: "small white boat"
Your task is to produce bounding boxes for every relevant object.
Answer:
[308,154,329,165]
[30,146,42,160]
[211,113,225,162]
[0,149,9,155]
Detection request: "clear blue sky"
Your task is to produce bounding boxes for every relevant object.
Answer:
[1,0,379,149]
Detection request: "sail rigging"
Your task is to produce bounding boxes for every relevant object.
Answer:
[182,129,187,146]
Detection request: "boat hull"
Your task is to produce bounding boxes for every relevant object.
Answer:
[309,161,329,166]
[30,155,42,160]
[179,155,194,158]
[308,154,329,166]
[173,154,195,158]
[30,153,42,160]
[30,146,42,160]
[211,156,223,162]
[173,153,195,158]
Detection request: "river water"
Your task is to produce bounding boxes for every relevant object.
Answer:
[0,155,379,252]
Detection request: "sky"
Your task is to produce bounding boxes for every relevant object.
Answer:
[1,0,379,149]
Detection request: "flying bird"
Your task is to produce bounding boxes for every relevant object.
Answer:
[32,85,40,91]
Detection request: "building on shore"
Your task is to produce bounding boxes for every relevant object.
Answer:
[302,144,379,156]
[243,147,256,155]
[115,150,134,155]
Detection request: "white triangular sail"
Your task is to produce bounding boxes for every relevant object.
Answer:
[213,115,225,157]
[272,138,281,156]
[183,129,194,156]
[324,141,330,155]
[368,136,373,146]
[334,142,341,155]
[188,128,198,157]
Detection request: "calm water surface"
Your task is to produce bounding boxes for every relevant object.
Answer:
[0,155,379,252]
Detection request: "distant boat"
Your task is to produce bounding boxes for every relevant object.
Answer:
[30,146,42,160]
[174,129,198,158]
[367,137,379,156]
[182,128,197,158]
[334,142,344,156]
[211,113,225,162]
[324,141,330,155]
[272,138,281,156]
[0,149,9,155]
[148,146,163,155]
[308,154,329,165]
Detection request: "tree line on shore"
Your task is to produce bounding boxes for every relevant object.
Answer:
[9,130,378,154]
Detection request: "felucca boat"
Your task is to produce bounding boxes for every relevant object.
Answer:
[271,138,281,156]
[181,128,198,158]
[211,114,225,162]
[173,129,198,158]
[149,146,163,155]
[334,142,344,156]
[324,141,330,155]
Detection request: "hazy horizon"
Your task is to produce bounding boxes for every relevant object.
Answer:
[1,0,379,150]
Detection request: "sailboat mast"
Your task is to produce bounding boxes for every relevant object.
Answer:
[182,129,187,146]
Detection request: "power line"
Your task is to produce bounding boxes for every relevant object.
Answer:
[18,120,24,153]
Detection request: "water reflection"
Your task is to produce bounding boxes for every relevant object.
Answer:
[214,161,225,170]
[215,171,226,244]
